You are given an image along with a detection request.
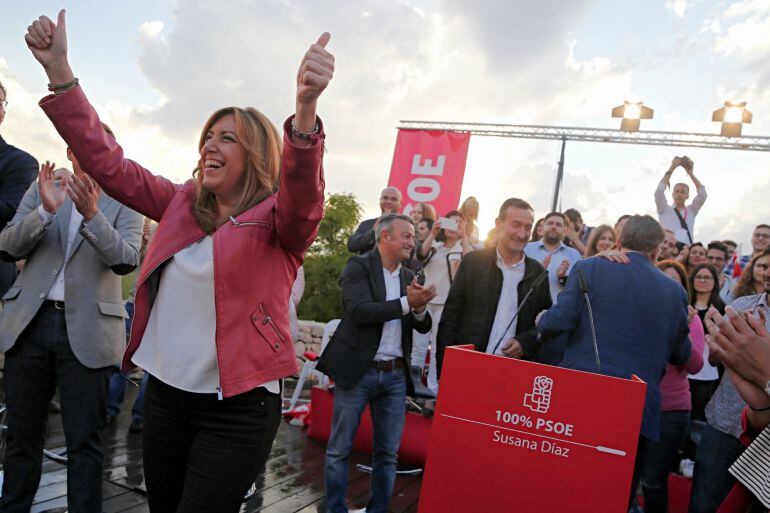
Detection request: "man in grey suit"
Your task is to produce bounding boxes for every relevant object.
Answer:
[0,129,142,513]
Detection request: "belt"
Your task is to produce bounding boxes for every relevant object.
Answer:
[44,300,65,310]
[369,358,405,371]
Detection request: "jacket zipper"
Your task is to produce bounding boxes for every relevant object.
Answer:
[229,216,270,228]
[258,303,288,346]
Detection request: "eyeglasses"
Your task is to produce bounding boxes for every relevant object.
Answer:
[754,233,770,239]
[694,275,714,282]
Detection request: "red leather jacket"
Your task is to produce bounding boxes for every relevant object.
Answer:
[40,86,325,397]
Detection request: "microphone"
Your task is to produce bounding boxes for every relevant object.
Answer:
[491,269,549,356]
[576,269,601,372]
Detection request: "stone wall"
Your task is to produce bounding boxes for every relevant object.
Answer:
[293,319,328,373]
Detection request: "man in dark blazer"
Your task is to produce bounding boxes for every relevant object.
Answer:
[318,213,434,513]
[536,214,691,508]
[346,186,402,254]
[0,80,39,297]
[436,198,553,375]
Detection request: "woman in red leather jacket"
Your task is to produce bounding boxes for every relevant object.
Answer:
[25,10,334,512]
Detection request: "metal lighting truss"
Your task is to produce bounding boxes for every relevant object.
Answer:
[397,120,770,152]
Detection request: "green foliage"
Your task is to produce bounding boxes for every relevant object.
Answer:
[298,192,362,322]
[121,270,137,301]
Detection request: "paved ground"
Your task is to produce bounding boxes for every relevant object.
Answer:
[17,381,423,512]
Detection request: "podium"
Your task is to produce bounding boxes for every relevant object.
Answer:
[418,346,647,513]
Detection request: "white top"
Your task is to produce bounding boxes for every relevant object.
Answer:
[39,204,83,301]
[423,240,464,306]
[132,236,279,394]
[654,182,707,244]
[485,250,526,355]
[374,266,411,361]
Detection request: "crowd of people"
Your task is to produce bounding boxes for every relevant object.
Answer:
[0,9,768,513]
[321,156,769,513]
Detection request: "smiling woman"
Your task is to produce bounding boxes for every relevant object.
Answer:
[194,107,282,233]
[22,8,334,513]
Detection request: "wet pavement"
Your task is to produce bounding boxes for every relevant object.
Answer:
[27,383,424,512]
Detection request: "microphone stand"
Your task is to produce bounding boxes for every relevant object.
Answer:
[576,269,601,372]
[491,270,549,355]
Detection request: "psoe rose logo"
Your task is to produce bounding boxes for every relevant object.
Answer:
[523,376,553,414]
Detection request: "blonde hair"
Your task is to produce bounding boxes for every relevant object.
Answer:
[191,107,282,233]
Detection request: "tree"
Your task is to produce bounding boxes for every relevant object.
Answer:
[298,192,362,321]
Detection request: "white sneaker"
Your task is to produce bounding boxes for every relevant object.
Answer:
[680,458,695,479]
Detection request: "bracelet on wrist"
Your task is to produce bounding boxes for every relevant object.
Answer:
[290,118,319,140]
[47,77,79,92]
[749,403,770,412]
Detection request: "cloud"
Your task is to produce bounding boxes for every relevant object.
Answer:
[714,12,770,55]
[139,21,165,40]
[126,0,633,219]
[3,0,764,251]
[665,0,694,17]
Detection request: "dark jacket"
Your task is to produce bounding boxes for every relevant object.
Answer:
[346,217,377,254]
[436,247,552,375]
[537,253,691,441]
[0,135,38,296]
[317,248,432,395]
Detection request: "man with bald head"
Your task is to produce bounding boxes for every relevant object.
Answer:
[347,186,402,254]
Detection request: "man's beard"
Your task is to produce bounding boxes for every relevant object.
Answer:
[543,233,561,245]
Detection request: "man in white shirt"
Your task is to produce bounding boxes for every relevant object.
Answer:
[654,156,707,244]
[0,133,142,512]
[317,214,435,513]
[436,198,554,371]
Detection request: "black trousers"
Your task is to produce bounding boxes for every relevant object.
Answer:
[142,375,281,513]
[1,303,111,513]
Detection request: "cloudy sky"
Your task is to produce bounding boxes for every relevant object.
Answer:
[1,0,768,249]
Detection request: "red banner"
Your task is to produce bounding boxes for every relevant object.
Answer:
[387,130,471,218]
[419,346,647,513]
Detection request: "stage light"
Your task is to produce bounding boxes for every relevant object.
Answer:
[611,101,653,132]
[712,101,752,137]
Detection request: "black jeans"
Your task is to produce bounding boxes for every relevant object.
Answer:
[143,375,281,513]
[1,303,110,513]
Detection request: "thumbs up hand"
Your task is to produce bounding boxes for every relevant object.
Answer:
[25,9,75,86]
[296,33,334,112]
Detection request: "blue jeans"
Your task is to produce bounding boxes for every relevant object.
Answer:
[106,370,149,422]
[325,367,407,513]
[106,301,147,422]
[688,423,745,513]
[642,410,691,513]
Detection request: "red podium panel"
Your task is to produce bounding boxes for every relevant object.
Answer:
[307,386,432,465]
[419,346,647,513]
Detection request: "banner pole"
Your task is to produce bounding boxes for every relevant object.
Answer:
[551,138,566,212]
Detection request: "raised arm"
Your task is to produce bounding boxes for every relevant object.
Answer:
[681,157,707,213]
[275,33,334,253]
[347,219,377,254]
[26,10,181,221]
[655,157,679,214]
[419,220,440,259]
